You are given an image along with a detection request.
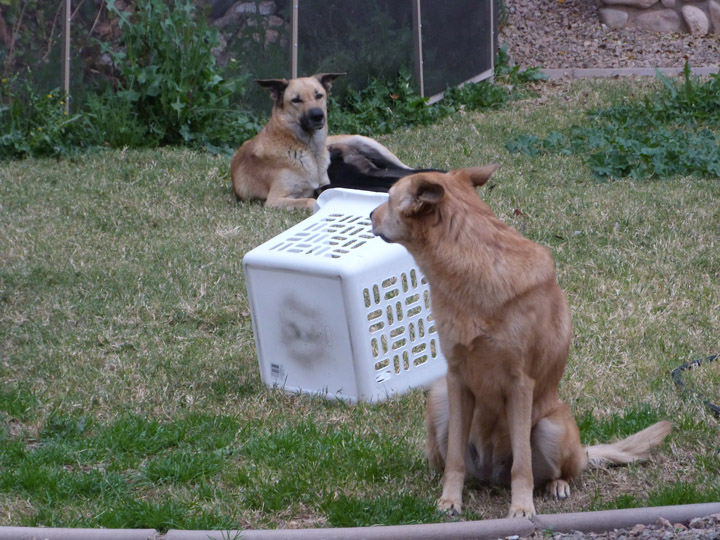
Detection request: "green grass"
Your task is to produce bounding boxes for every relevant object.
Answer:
[1,77,719,531]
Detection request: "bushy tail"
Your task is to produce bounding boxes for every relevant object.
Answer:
[326,134,412,169]
[587,421,672,468]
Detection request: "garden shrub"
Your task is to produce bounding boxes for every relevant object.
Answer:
[0,75,89,160]
[99,0,259,152]
[330,51,543,137]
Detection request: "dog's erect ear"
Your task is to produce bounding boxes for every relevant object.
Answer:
[256,78,289,106]
[402,178,445,216]
[452,164,499,187]
[314,73,346,93]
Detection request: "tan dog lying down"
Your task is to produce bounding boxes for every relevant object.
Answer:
[230,73,412,210]
[370,166,671,518]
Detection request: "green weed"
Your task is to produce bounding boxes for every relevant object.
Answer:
[0,76,87,159]
[506,64,720,180]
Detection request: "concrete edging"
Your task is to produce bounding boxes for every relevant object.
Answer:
[0,503,717,539]
[541,66,719,79]
[160,503,720,540]
[0,528,158,540]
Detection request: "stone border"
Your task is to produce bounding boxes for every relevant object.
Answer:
[2,503,717,540]
[541,66,719,79]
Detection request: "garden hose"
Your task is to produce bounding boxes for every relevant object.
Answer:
[671,354,720,418]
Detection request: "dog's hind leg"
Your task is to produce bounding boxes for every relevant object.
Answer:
[531,402,588,500]
[266,181,317,210]
[266,196,316,210]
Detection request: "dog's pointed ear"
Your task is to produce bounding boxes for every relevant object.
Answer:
[401,178,445,216]
[314,73,346,93]
[256,78,289,106]
[452,164,499,187]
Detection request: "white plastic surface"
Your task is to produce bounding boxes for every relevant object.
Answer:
[243,188,447,401]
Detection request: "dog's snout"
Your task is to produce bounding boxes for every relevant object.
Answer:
[369,209,375,220]
[308,108,324,122]
[301,107,325,132]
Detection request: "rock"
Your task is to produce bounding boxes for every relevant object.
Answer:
[258,1,276,16]
[264,29,280,46]
[268,15,284,28]
[660,0,676,6]
[600,7,630,28]
[635,9,684,32]
[602,0,659,8]
[709,0,720,33]
[682,5,710,35]
[213,0,277,29]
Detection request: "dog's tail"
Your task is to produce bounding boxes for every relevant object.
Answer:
[326,134,412,170]
[586,421,671,468]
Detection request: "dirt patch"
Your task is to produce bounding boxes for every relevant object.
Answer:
[498,0,720,69]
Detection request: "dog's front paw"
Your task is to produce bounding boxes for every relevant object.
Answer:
[508,502,536,519]
[547,479,571,500]
[437,497,462,516]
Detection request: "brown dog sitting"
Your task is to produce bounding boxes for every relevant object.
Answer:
[370,166,671,518]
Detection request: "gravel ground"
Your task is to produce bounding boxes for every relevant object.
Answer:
[514,514,720,540]
[497,0,720,69]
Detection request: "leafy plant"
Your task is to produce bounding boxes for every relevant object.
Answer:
[494,43,548,86]
[505,63,720,180]
[100,0,259,152]
[0,74,87,159]
[329,52,541,137]
[329,69,446,135]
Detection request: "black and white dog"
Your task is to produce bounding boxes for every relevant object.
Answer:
[318,134,444,196]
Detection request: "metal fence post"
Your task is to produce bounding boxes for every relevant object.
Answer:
[61,0,71,113]
[411,0,424,98]
[291,0,298,78]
